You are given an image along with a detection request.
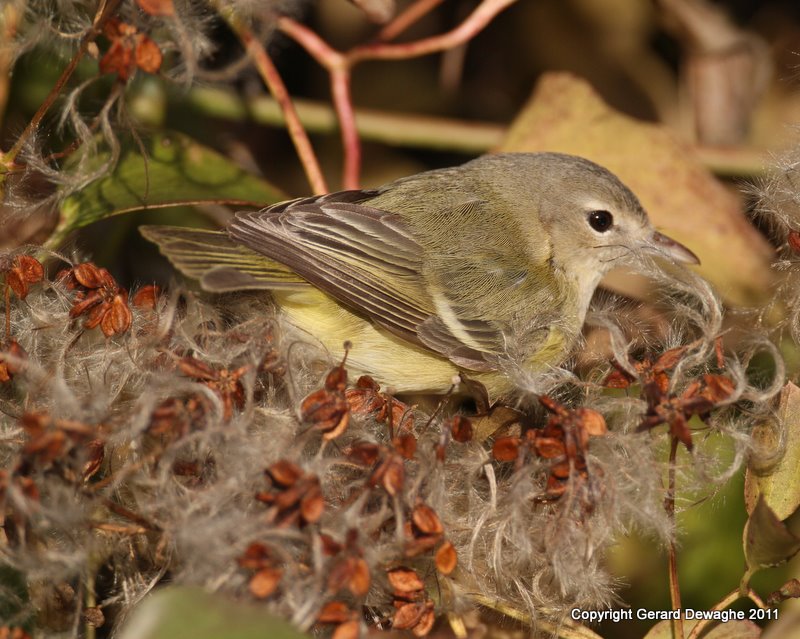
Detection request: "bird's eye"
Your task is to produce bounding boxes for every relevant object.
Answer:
[588,210,614,233]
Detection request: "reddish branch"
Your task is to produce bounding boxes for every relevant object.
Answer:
[278,0,517,189]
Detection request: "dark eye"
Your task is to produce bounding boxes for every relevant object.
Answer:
[588,210,614,232]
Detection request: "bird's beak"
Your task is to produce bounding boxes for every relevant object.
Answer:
[644,230,701,265]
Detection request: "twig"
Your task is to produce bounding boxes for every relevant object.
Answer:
[279,0,516,187]
[100,496,161,532]
[0,3,21,131]
[378,0,446,41]
[212,1,328,195]
[685,588,768,639]
[276,17,360,188]
[3,0,119,167]
[331,69,361,189]
[85,568,97,639]
[349,0,517,63]
[666,436,684,639]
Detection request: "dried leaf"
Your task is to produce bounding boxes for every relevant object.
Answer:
[347,442,381,466]
[766,578,800,606]
[100,293,132,337]
[300,484,324,524]
[134,35,162,74]
[533,436,565,459]
[742,495,800,585]
[577,408,608,437]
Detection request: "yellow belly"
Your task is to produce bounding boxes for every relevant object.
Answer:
[274,289,568,399]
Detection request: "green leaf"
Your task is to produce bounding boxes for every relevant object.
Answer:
[745,382,800,520]
[116,586,312,639]
[742,495,800,587]
[50,132,285,248]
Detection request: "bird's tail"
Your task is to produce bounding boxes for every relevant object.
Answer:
[140,225,308,292]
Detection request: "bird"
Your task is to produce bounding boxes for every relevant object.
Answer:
[141,152,699,401]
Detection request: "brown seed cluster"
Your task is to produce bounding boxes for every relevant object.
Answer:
[1,255,43,384]
[59,263,133,337]
[3,255,44,300]
[100,18,163,82]
[493,396,608,500]
[324,530,371,598]
[0,339,26,383]
[1,411,105,546]
[346,375,415,435]
[255,460,324,528]
[605,344,735,450]
[388,566,435,636]
[177,356,248,422]
[301,363,351,440]
[237,542,283,599]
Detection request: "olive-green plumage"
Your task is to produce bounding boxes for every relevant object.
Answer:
[141,152,697,399]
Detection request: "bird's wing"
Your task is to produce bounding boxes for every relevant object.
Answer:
[229,195,510,371]
[140,226,308,292]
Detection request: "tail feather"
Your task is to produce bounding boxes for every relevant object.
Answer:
[140,225,308,292]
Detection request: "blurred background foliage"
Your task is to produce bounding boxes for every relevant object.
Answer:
[2,0,800,637]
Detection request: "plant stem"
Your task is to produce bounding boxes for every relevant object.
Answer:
[349,0,517,63]
[85,568,96,639]
[3,0,118,166]
[279,0,516,187]
[666,436,684,639]
[685,587,767,639]
[0,2,21,132]
[212,2,328,195]
[377,0,446,41]
[277,18,359,188]
[331,68,360,189]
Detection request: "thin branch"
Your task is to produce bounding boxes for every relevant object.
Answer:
[666,436,684,639]
[277,18,356,187]
[213,2,328,194]
[0,3,21,131]
[277,17,345,70]
[685,587,767,639]
[3,0,119,166]
[349,0,517,63]
[331,69,361,189]
[377,0,446,41]
[278,0,516,188]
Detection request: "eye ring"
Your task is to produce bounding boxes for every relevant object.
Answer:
[588,210,614,233]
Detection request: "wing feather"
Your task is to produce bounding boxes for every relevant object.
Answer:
[228,195,516,371]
